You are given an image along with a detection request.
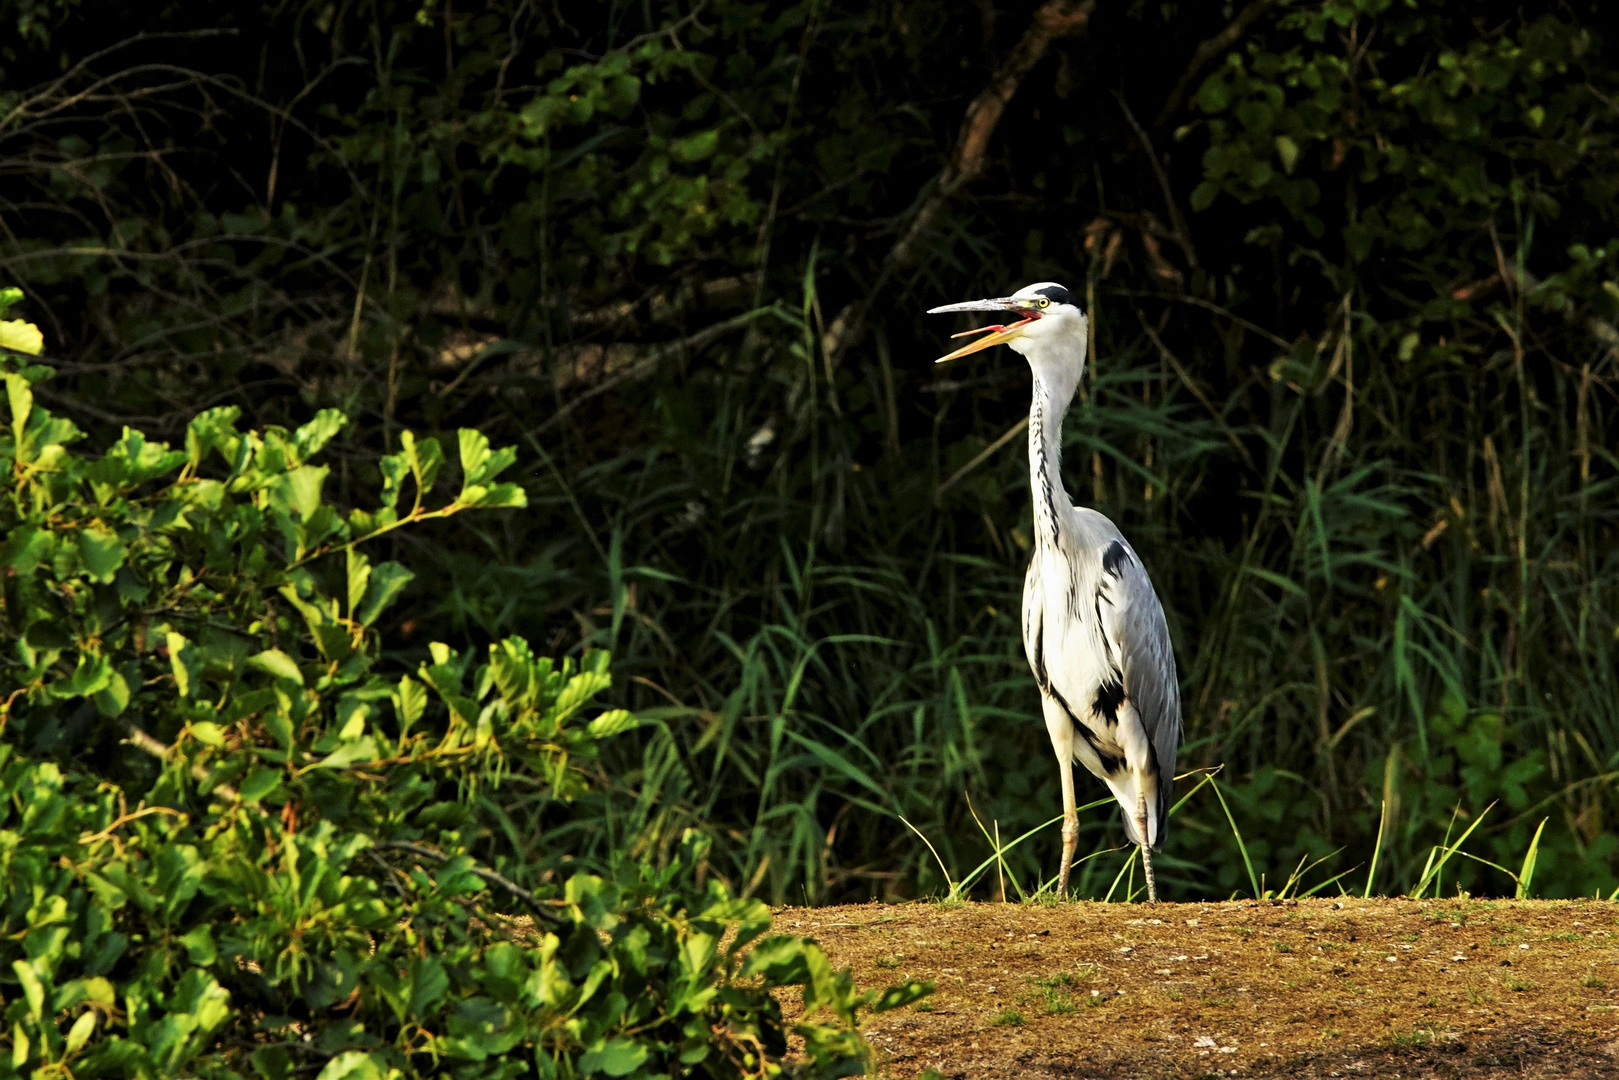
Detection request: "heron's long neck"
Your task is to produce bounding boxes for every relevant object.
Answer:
[1028,369,1078,550]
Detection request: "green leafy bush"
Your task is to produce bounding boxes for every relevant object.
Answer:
[0,351,925,1078]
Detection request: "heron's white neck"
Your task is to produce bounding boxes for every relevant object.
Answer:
[1020,337,1085,550]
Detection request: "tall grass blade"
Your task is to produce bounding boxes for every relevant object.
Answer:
[1410,802,1496,899]
[1515,818,1548,899]
[1364,799,1388,899]
[899,815,955,896]
[1207,777,1262,899]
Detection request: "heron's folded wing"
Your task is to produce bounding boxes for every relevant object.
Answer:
[1098,544,1183,794]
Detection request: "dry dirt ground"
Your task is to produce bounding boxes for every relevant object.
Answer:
[774,898,1619,1079]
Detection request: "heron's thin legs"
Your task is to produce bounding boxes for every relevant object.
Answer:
[1056,750,1078,895]
[1137,788,1158,903]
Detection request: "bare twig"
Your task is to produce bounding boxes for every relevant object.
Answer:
[532,308,774,436]
[1314,295,1356,488]
[376,840,565,925]
[122,721,240,800]
[1136,311,1254,470]
[1115,92,1199,273]
[935,416,1029,502]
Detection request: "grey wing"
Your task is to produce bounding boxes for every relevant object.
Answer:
[1099,544,1183,828]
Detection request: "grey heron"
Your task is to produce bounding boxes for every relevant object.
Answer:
[929,282,1183,902]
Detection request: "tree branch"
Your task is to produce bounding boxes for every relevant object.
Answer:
[826,0,1095,365]
[1152,0,1278,129]
[123,720,240,800]
[1115,91,1199,274]
[886,0,1096,273]
[376,840,565,926]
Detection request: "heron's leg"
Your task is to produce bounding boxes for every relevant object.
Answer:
[1137,788,1158,904]
[1056,751,1078,896]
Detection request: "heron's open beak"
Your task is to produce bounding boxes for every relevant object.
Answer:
[926,297,1040,363]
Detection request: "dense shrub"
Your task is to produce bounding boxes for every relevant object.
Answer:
[0,335,925,1078]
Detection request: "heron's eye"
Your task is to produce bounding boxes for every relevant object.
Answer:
[1038,298,1050,308]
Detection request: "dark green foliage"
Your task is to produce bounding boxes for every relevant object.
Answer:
[0,363,925,1077]
[2,0,1618,902]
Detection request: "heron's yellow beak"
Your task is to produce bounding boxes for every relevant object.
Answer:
[933,315,1039,363]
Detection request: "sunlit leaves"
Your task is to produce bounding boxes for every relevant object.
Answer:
[0,344,911,1078]
[249,648,304,685]
[358,561,414,626]
[457,428,524,508]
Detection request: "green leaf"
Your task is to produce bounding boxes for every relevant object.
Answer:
[93,671,131,717]
[334,696,369,738]
[391,675,426,736]
[25,620,70,650]
[0,317,43,355]
[356,561,414,625]
[64,1010,96,1055]
[311,623,356,662]
[168,632,198,698]
[293,409,347,462]
[377,452,409,511]
[586,709,638,739]
[463,482,527,508]
[270,464,329,519]
[314,1050,390,1080]
[399,431,444,503]
[458,429,492,486]
[249,649,304,685]
[458,429,518,491]
[5,371,33,439]
[669,128,718,163]
[1274,134,1300,174]
[313,736,379,770]
[11,961,43,1020]
[346,549,372,616]
[180,925,218,965]
[870,979,933,1012]
[185,406,242,468]
[77,526,126,583]
[51,653,113,699]
[1195,74,1231,113]
[237,768,283,803]
[579,1037,650,1077]
[190,721,226,747]
[1,523,53,572]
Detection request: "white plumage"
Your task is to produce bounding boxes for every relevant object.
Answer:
[930,282,1183,901]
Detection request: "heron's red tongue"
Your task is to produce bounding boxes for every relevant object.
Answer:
[948,314,1039,340]
[936,313,1039,363]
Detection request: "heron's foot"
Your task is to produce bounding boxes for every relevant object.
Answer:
[1141,841,1159,904]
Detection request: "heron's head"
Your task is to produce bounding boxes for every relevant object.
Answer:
[927,282,1086,366]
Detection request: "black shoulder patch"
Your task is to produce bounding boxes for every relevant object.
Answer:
[1093,677,1125,725]
[1053,687,1124,775]
[1035,283,1075,307]
[1101,540,1131,577]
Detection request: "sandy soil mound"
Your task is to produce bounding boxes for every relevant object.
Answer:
[776,897,1619,1078]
